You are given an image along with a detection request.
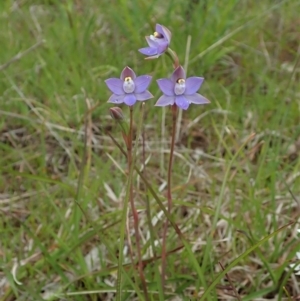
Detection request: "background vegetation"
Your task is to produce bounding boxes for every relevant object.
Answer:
[0,0,299,300]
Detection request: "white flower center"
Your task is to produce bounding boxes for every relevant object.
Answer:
[123,77,135,93]
[174,79,185,95]
[150,31,164,42]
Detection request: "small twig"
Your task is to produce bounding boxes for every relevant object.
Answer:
[0,40,45,71]
[219,262,241,301]
[284,180,300,208]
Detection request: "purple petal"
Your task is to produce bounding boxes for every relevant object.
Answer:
[135,90,153,101]
[185,93,210,104]
[155,24,171,43]
[155,95,175,107]
[171,66,186,83]
[156,40,169,54]
[155,24,171,42]
[107,94,125,104]
[145,36,159,48]
[124,94,137,106]
[161,25,172,43]
[121,66,136,81]
[175,95,189,110]
[105,78,124,95]
[139,46,158,56]
[155,24,164,35]
[134,75,152,93]
[156,79,174,96]
[185,77,204,95]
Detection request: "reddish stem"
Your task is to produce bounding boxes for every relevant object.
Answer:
[128,106,149,300]
[161,104,177,289]
[160,48,180,292]
[166,48,180,69]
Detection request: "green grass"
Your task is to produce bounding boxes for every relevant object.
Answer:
[1,0,300,300]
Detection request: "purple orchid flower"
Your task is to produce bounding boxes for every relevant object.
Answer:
[105,66,153,106]
[139,24,172,58]
[155,66,210,110]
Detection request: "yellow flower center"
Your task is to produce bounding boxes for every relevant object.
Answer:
[153,31,163,39]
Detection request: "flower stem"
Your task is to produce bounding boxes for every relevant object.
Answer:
[160,47,180,292]
[161,104,177,290]
[128,106,149,301]
[166,48,180,68]
[125,108,135,270]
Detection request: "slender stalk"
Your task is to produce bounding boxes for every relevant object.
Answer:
[166,48,180,69]
[116,105,149,300]
[128,106,149,301]
[161,104,177,289]
[126,209,135,269]
[142,128,157,260]
[107,130,184,239]
[219,262,241,301]
[126,108,135,266]
[143,122,163,297]
[74,99,92,243]
[175,35,191,143]
[160,47,180,292]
